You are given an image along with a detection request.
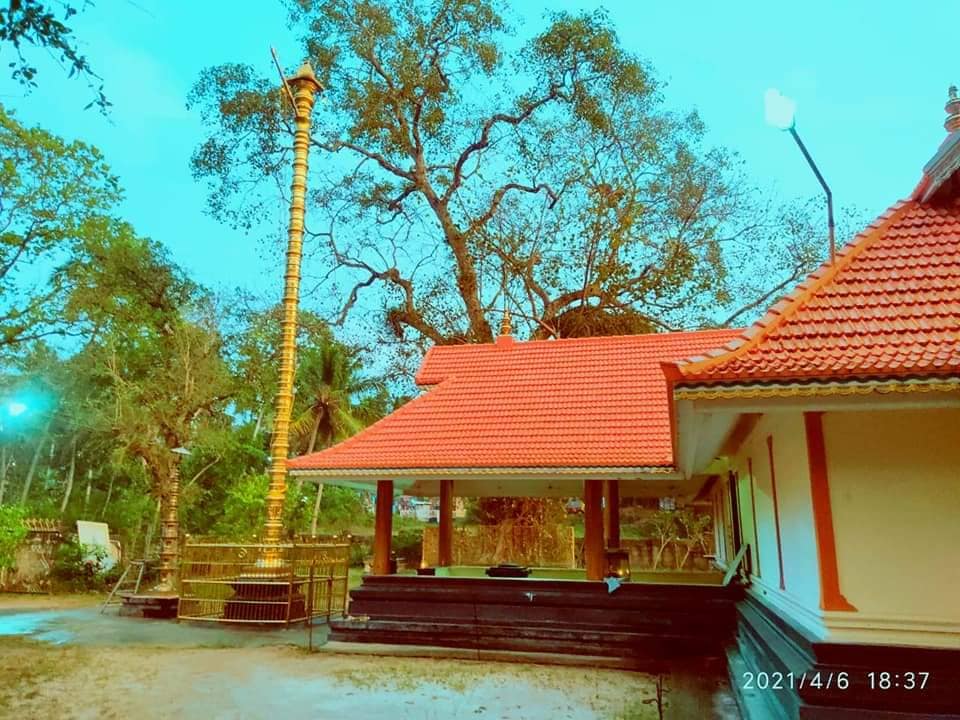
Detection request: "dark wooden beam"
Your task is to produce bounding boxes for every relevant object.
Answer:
[373,480,394,575]
[604,479,621,549]
[438,479,453,567]
[584,479,605,581]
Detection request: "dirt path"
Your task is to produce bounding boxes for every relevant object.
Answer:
[0,638,667,720]
[0,593,104,611]
[0,600,740,719]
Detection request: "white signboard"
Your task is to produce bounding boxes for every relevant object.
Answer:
[76,521,121,570]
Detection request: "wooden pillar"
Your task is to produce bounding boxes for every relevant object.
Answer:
[583,480,605,581]
[803,413,856,611]
[373,480,394,575]
[604,479,621,549]
[438,479,453,567]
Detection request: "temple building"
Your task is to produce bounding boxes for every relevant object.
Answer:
[288,90,960,719]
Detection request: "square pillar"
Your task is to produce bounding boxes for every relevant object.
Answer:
[438,479,453,567]
[604,479,621,549]
[803,412,856,611]
[583,479,605,581]
[373,480,394,575]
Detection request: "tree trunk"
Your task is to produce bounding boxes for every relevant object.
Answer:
[296,411,325,501]
[252,405,265,441]
[19,421,51,505]
[0,446,8,504]
[307,409,323,455]
[142,497,162,558]
[310,483,324,536]
[100,474,114,518]
[83,468,93,513]
[60,437,77,515]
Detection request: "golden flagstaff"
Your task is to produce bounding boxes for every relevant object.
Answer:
[262,62,323,559]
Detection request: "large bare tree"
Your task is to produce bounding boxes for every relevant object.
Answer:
[189,0,832,356]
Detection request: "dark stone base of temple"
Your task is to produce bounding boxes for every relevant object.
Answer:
[119,592,179,619]
[223,581,307,623]
[330,575,743,666]
[729,594,960,719]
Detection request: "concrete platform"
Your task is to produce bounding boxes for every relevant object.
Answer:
[119,591,179,619]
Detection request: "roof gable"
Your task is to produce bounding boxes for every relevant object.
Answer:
[676,196,960,384]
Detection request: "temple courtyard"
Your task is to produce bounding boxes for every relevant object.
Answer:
[0,595,740,720]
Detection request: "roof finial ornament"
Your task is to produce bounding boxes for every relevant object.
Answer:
[499,306,512,337]
[945,85,960,133]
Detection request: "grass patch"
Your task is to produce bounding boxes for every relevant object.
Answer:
[330,657,491,694]
[348,567,365,591]
[0,637,90,712]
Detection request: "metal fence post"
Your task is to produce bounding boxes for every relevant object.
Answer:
[285,556,295,627]
[307,562,315,651]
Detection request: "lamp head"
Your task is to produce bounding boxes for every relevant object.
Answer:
[764,88,797,130]
[6,401,27,417]
[171,447,191,456]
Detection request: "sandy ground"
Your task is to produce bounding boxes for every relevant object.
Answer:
[0,595,740,720]
[0,593,105,611]
[0,640,674,720]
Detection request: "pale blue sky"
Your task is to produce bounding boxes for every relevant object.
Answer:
[4,0,958,299]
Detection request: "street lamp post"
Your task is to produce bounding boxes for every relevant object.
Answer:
[765,89,836,263]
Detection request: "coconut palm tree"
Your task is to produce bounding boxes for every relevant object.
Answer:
[290,341,385,534]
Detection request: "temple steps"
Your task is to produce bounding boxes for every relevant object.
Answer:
[329,574,743,661]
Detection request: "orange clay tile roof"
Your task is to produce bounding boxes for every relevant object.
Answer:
[287,329,740,471]
[676,196,960,384]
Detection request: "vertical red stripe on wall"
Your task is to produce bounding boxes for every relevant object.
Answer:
[803,412,857,612]
[748,457,761,577]
[766,437,786,590]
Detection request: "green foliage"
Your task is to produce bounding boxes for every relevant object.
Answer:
[314,485,367,531]
[209,473,269,541]
[0,1,109,112]
[392,526,422,565]
[0,504,28,569]
[51,538,107,591]
[348,538,369,567]
[291,339,387,455]
[0,104,120,351]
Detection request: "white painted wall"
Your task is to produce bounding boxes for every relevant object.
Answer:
[728,412,824,636]
[823,408,960,647]
[712,404,960,647]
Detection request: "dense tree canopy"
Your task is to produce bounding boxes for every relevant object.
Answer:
[0,109,389,555]
[0,104,119,351]
[190,0,831,360]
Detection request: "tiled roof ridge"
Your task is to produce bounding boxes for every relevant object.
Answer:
[416,327,742,386]
[675,198,917,378]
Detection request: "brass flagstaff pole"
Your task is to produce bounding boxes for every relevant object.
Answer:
[262,63,323,561]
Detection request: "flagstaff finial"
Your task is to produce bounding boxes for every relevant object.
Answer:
[288,62,323,92]
[945,85,960,133]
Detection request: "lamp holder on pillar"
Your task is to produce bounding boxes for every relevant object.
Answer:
[155,445,191,594]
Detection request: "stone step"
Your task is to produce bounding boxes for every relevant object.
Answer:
[330,618,725,661]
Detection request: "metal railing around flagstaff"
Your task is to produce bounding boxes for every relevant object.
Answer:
[176,540,350,625]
